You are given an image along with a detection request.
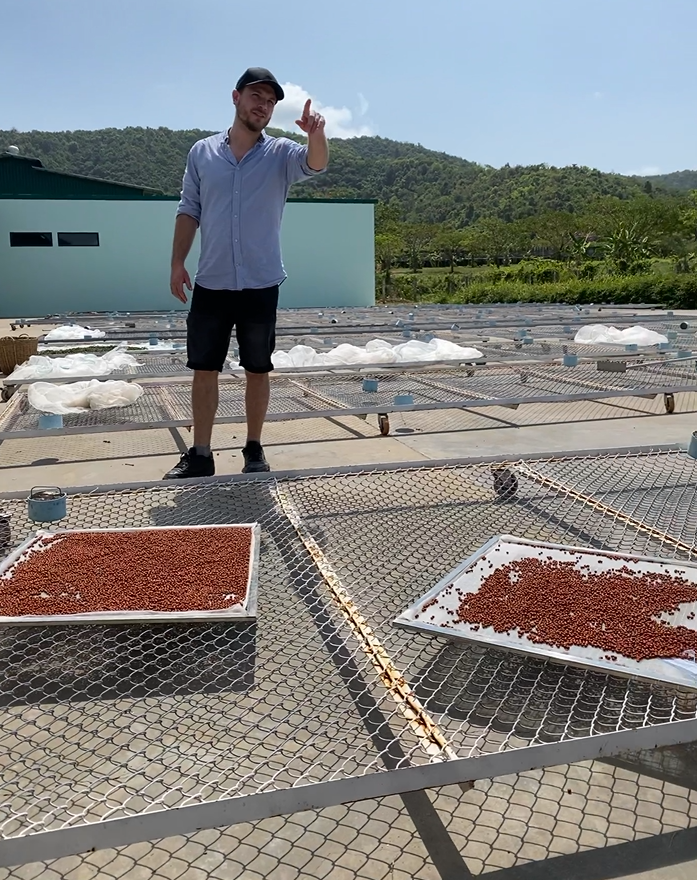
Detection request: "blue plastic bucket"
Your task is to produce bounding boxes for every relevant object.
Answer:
[563,354,578,367]
[688,432,697,460]
[362,378,379,393]
[27,486,66,523]
[39,413,63,430]
[394,393,414,406]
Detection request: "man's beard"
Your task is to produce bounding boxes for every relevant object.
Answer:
[238,109,266,133]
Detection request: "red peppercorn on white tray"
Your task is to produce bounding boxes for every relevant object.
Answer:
[395,535,697,690]
[0,524,260,624]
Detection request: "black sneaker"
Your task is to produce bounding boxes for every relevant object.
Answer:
[163,449,215,480]
[242,441,270,473]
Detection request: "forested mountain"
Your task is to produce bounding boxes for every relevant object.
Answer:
[1,126,694,225]
[641,169,697,192]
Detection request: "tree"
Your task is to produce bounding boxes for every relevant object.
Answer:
[433,229,465,272]
[375,231,403,298]
[526,211,584,261]
[402,224,435,272]
[463,217,529,266]
[375,201,402,234]
[602,222,654,274]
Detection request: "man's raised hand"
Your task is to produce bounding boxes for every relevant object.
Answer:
[295,99,325,136]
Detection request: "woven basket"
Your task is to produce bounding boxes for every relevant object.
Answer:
[0,335,39,376]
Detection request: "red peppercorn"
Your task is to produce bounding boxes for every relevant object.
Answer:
[0,528,253,616]
[450,557,697,662]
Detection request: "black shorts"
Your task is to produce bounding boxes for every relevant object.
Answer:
[186,283,279,373]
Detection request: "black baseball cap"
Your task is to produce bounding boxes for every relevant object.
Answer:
[235,67,284,102]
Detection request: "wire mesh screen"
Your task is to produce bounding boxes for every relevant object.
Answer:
[2,360,696,439]
[2,447,697,871]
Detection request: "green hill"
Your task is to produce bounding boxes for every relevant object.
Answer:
[1,126,694,225]
[642,170,697,192]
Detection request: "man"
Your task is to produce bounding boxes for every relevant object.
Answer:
[164,67,328,479]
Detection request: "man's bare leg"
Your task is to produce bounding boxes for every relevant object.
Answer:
[192,370,219,448]
[163,369,218,478]
[244,371,270,444]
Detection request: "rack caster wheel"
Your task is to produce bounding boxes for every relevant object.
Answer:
[492,467,518,500]
[664,393,675,414]
[378,414,390,436]
[1,387,15,402]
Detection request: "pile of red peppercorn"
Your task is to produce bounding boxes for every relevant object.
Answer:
[452,556,697,662]
[0,527,253,617]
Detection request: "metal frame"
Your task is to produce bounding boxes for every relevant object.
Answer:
[0,523,261,626]
[32,310,685,344]
[14,304,685,332]
[3,717,697,868]
[3,445,697,867]
[1,357,695,439]
[395,534,697,690]
[2,345,682,392]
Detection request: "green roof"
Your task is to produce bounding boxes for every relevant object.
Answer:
[0,151,376,205]
[0,152,166,199]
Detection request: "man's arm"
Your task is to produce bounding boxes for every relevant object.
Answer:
[307,129,328,172]
[170,148,201,304]
[295,99,328,172]
[170,215,198,303]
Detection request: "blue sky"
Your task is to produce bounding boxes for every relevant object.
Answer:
[2,0,695,175]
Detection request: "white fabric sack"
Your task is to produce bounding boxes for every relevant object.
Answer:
[7,344,141,381]
[128,340,183,351]
[269,337,483,369]
[28,380,144,414]
[574,324,668,346]
[44,324,107,341]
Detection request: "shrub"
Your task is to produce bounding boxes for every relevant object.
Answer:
[382,272,697,309]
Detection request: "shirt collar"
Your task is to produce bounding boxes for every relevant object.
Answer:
[222,129,267,146]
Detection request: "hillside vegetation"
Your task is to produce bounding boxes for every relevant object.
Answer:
[2,127,696,306]
[1,125,684,223]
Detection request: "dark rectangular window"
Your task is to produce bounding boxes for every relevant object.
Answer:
[57,232,100,247]
[10,232,53,247]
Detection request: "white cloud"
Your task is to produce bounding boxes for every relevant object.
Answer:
[358,92,369,116]
[271,82,375,139]
[592,91,603,100]
[626,165,661,176]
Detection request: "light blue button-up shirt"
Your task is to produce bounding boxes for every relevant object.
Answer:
[177,131,322,291]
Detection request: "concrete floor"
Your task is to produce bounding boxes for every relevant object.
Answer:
[2,318,697,879]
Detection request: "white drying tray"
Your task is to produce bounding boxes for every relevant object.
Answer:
[0,523,260,625]
[395,535,697,691]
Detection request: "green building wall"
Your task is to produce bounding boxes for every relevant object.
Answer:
[0,198,375,316]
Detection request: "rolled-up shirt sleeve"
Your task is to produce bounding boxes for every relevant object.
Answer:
[176,147,201,223]
[284,139,325,185]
